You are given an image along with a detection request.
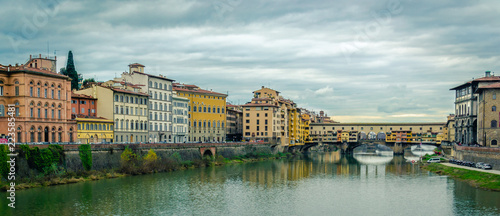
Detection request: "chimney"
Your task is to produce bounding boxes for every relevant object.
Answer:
[485,71,491,77]
[262,86,264,89]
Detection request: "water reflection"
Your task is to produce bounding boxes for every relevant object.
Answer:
[2,152,499,216]
[410,144,436,157]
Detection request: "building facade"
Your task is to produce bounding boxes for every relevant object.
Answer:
[121,63,175,142]
[76,83,149,143]
[75,117,114,144]
[226,104,243,141]
[450,71,500,145]
[174,83,227,143]
[172,94,189,143]
[476,83,500,147]
[71,93,97,117]
[242,86,307,146]
[0,56,77,143]
[71,92,113,144]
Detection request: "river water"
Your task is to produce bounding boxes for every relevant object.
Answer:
[1,152,499,216]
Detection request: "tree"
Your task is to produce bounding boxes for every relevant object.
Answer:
[64,51,79,90]
[82,78,95,87]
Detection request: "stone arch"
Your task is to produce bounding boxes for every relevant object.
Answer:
[359,131,367,140]
[377,132,386,140]
[200,147,215,158]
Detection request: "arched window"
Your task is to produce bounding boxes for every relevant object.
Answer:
[492,140,498,146]
[154,82,158,88]
[491,120,497,128]
[493,106,496,111]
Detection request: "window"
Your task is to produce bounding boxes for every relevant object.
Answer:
[30,87,33,97]
[493,106,497,111]
[58,90,60,99]
[492,140,498,146]
[15,86,19,96]
[0,105,4,116]
[81,108,85,113]
[494,93,497,100]
[491,120,497,128]
[37,88,40,97]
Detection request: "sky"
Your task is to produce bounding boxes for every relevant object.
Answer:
[1,0,500,123]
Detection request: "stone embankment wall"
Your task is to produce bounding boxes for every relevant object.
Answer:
[14,143,276,179]
[452,146,500,171]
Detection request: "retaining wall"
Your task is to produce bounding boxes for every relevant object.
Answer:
[452,146,500,171]
[12,143,275,180]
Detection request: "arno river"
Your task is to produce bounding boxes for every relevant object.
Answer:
[2,151,500,216]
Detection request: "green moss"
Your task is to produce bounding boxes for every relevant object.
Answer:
[78,144,92,171]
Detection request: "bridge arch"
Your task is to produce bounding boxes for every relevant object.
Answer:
[368,131,376,140]
[359,131,367,140]
[377,132,386,140]
[200,147,216,158]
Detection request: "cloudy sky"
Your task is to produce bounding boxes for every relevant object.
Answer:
[1,0,499,123]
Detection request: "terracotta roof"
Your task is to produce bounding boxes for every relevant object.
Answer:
[173,86,227,97]
[73,114,109,119]
[252,98,272,101]
[226,104,241,108]
[111,80,144,88]
[131,71,175,82]
[110,87,149,96]
[241,103,279,108]
[473,76,500,82]
[71,93,96,100]
[0,64,71,80]
[173,83,198,88]
[477,82,500,91]
[129,63,145,67]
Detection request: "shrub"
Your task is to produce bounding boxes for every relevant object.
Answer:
[143,149,158,164]
[78,144,92,171]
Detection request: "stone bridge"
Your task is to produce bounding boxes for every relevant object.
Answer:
[304,140,440,154]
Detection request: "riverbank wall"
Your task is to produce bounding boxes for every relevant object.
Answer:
[13,143,277,180]
[451,146,500,171]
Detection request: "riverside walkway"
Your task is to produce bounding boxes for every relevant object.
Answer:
[441,162,500,175]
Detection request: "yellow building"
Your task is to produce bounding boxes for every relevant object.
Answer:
[76,117,114,144]
[243,86,309,146]
[289,108,304,146]
[173,83,227,142]
[301,113,312,144]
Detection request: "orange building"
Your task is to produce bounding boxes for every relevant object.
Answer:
[0,55,76,143]
[71,92,97,117]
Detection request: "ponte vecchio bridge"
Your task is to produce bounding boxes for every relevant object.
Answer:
[307,122,447,154]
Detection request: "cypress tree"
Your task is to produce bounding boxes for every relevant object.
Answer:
[65,51,79,90]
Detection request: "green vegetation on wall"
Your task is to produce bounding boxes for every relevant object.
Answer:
[19,144,65,174]
[0,145,9,180]
[78,144,92,171]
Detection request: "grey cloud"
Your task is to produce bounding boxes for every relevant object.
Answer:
[1,0,500,122]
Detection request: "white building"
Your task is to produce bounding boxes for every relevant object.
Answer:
[121,63,175,142]
[172,94,189,143]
